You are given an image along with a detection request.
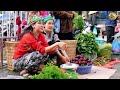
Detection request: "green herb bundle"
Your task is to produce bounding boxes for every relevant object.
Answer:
[75,32,99,55]
[97,44,112,59]
[73,15,84,33]
[32,63,78,79]
[65,69,79,79]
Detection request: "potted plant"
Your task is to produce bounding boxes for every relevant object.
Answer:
[75,32,99,60]
[70,55,93,74]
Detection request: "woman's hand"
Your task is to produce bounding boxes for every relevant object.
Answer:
[51,46,58,53]
[57,42,67,50]
[61,57,69,63]
[45,42,66,53]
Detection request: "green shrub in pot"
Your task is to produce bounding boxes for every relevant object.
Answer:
[75,32,99,60]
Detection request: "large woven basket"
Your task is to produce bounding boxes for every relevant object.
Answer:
[5,41,19,70]
[61,40,77,60]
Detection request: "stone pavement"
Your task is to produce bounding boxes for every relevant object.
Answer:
[109,63,120,79]
[0,54,120,79]
[0,60,119,79]
[109,54,120,79]
[0,62,24,79]
[78,66,116,79]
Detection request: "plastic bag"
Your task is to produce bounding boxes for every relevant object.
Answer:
[82,30,87,34]
[93,26,97,35]
[85,26,91,33]
[115,27,119,33]
[82,26,91,34]
[115,23,120,33]
[54,19,60,33]
[112,38,120,54]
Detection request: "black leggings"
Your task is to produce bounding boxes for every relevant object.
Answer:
[106,26,115,43]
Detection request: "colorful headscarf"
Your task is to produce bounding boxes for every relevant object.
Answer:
[42,15,54,23]
[25,16,42,29]
[32,16,42,23]
[27,16,42,25]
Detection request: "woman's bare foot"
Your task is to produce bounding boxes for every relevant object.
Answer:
[20,69,28,76]
[20,70,32,78]
[39,64,44,70]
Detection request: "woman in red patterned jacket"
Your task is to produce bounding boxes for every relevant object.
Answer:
[13,17,68,77]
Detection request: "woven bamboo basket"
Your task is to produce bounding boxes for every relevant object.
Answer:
[5,41,19,70]
[61,40,77,60]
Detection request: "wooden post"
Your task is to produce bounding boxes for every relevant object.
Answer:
[0,38,3,68]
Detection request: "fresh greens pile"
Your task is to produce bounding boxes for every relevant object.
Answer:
[65,69,79,79]
[73,14,84,33]
[32,63,78,79]
[75,32,99,55]
[93,56,110,66]
[97,44,112,59]
[93,44,112,66]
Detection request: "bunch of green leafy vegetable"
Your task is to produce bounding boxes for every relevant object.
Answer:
[32,63,78,79]
[65,69,79,79]
[73,14,84,33]
[75,32,99,55]
[97,44,112,59]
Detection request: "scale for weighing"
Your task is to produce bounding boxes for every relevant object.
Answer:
[60,63,79,70]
